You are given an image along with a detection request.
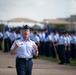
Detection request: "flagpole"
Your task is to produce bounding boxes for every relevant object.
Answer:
[46,20,59,62]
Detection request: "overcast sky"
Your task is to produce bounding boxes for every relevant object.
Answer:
[0,0,76,21]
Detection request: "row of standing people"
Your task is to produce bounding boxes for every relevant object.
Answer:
[29,30,76,64]
[0,29,76,64]
[0,29,21,52]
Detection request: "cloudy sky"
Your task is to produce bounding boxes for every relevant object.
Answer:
[0,0,76,21]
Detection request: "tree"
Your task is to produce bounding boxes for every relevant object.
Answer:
[0,24,5,33]
[53,24,67,30]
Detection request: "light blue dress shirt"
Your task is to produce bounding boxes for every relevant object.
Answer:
[52,34,58,42]
[9,32,17,41]
[29,33,35,41]
[45,34,53,42]
[16,33,21,39]
[58,36,66,45]
[4,31,9,39]
[10,37,35,58]
[70,36,76,44]
[0,32,3,39]
[33,35,40,43]
[39,33,45,42]
[64,36,70,46]
[56,33,59,40]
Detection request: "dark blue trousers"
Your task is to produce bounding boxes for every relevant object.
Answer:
[65,50,70,63]
[16,59,33,75]
[45,42,52,57]
[58,45,66,64]
[71,44,76,59]
[4,38,9,52]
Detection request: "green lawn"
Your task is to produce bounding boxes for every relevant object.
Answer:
[2,39,4,51]
[39,55,76,66]
[70,59,76,66]
[39,55,58,62]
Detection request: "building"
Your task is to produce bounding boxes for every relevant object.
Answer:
[41,15,76,31]
[41,19,70,30]
[64,15,76,31]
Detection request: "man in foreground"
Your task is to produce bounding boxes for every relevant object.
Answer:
[10,25,38,75]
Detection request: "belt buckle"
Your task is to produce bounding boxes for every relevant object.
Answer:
[26,58,29,60]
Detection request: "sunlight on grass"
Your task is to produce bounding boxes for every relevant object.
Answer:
[39,55,58,62]
[39,55,76,66]
[2,39,4,51]
[70,59,76,66]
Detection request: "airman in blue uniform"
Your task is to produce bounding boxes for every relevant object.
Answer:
[64,32,70,64]
[4,29,10,52]
[10,25,38,75]
[70,32,76,59]
[57,32,66,64]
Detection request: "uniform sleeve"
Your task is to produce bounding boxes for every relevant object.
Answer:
[6,31,10,37]
[9,33,11,39]
[14,33,17,39]
[1,33,3,37]
[10,41,16,50]
[43,33,45,41]
[55,36,58,41]
[49,35,53,41]
[74,36,76,42]
[31,41,36,54]
[64,37,67,44]
[32,48,35,54]
[37,36,40,42]
[68,38,70,44]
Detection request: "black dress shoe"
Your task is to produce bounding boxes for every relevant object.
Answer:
[58,63,65,65]
[66,62,70,64]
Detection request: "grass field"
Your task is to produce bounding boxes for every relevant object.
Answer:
[39,55,76,66]
[2,39,4,51]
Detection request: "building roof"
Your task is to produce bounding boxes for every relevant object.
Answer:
[40,19,70,24]
[7,18,38,23]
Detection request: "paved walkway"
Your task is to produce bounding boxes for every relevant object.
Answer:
[0,51,76,75]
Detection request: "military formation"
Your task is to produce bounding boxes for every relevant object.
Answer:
[0,26,76,65]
